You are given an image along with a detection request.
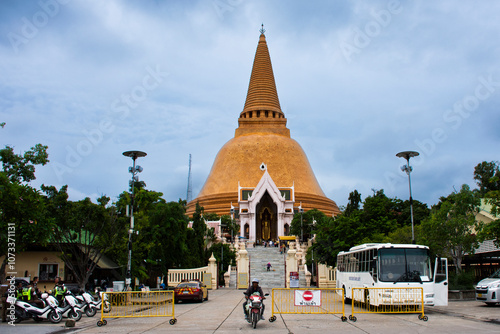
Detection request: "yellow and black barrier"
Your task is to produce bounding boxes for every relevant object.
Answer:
[349,287,427,322]
[96,290,176,327]
[269,288,347,322]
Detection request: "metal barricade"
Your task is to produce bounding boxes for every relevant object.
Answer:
[269,288,347,322]
[96,290,176,327]
[350,287,427,322]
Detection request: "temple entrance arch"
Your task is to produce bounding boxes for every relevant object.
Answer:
[255,191,277,242]
[244,223,249,240]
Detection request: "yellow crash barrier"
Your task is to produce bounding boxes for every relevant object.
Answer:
[269,288,347,322]
[96,290,176,327]
[349,287,427,322]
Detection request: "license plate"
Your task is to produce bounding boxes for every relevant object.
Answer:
[477,293,482,298]
[183,291,189,294]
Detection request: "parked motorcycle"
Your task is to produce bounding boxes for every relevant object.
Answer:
[8,293,62,324]
[55,291,83,321]
[75,290,99,317]
[95,288,111,313]
[244,292,269,329]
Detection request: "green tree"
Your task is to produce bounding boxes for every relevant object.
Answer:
[480,190,500,247]
[310,211,359,266]
[148,201,189,286]
[474,161,500,246]
[474,161,500,196]
[206,242,236,286]
[220,214,239,242]
[0,144,52,282]
[43,185,122,289]
[189,203,207,268]
[290,209,323,241]
[113,187,167,284]
[360,189,399,239]
[344,190,361,217]
[420,184,481,273]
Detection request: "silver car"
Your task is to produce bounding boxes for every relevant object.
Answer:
[475,269,500,305]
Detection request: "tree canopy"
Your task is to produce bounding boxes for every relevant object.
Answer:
[0,144,52,283]
[419,184,481,273]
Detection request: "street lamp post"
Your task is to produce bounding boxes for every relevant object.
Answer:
[123,150,147,289]
[299,204,304,243]
[396,151,419,244]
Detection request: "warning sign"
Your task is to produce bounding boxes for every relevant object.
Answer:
[294,290,321,306]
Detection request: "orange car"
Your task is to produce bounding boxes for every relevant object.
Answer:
[174,281,208,303]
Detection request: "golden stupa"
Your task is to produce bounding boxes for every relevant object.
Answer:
[186,28,339,241]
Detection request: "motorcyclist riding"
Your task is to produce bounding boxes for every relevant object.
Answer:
[243,278,265,320]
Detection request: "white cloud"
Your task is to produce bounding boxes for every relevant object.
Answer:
[1,0,499,209]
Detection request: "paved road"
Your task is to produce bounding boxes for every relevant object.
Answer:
[2,288,499,333]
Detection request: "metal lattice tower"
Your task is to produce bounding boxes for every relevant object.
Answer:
[186,154,192,202]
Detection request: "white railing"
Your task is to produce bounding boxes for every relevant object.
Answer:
[304,264,312,287]
[318,264,336,288]
[167,266,209,286]
[224,265,231,288]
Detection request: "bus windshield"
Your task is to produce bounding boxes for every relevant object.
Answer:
[379,248,433,283]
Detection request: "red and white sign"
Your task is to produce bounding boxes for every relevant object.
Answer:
[294,290,321,306]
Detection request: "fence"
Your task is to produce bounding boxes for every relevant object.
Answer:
[350,287,427,322]
[96,291,176,327]
[269,288,347,322]
[168,266,209,287]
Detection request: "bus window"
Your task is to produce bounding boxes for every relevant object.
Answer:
[379,248,406,282]
[435,257,447,283]
[406,248,433,282]
[379,248,433,282]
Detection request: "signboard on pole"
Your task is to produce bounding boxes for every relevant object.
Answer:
[294,290,322,306]
[290,271,299,288]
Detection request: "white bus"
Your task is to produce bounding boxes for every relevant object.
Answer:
[336,243,448,306]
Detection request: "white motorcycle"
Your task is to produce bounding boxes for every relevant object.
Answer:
[8,293,62,324]
[75,291,99,317]
[95,288,111,313]
[55,291,83,321]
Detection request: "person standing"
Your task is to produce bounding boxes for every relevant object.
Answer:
[267,262,272,271]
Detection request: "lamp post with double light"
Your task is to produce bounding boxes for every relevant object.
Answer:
[396,151,419,244]
[123,150,147,289]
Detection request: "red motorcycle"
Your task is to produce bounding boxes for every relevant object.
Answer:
[245,292,269,329]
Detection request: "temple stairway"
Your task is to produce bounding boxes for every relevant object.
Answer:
[247,246,286,288]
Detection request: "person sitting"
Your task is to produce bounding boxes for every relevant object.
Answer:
[53,277,67,305]
[243,278,265,320]
[22,283,44,308]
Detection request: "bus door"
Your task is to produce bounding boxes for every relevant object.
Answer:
[433,257,448,306]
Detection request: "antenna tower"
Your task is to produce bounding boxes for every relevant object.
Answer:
[186,154,192,202]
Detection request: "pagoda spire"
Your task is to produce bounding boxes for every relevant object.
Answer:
[241,27,283,118]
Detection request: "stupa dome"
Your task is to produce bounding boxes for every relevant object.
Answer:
[186,29,339,221]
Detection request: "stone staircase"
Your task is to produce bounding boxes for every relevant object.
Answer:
[247,246,286,288]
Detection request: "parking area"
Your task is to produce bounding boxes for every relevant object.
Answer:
[2,289,500,333]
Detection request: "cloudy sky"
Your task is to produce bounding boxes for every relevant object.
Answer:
[1,0,499,210]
